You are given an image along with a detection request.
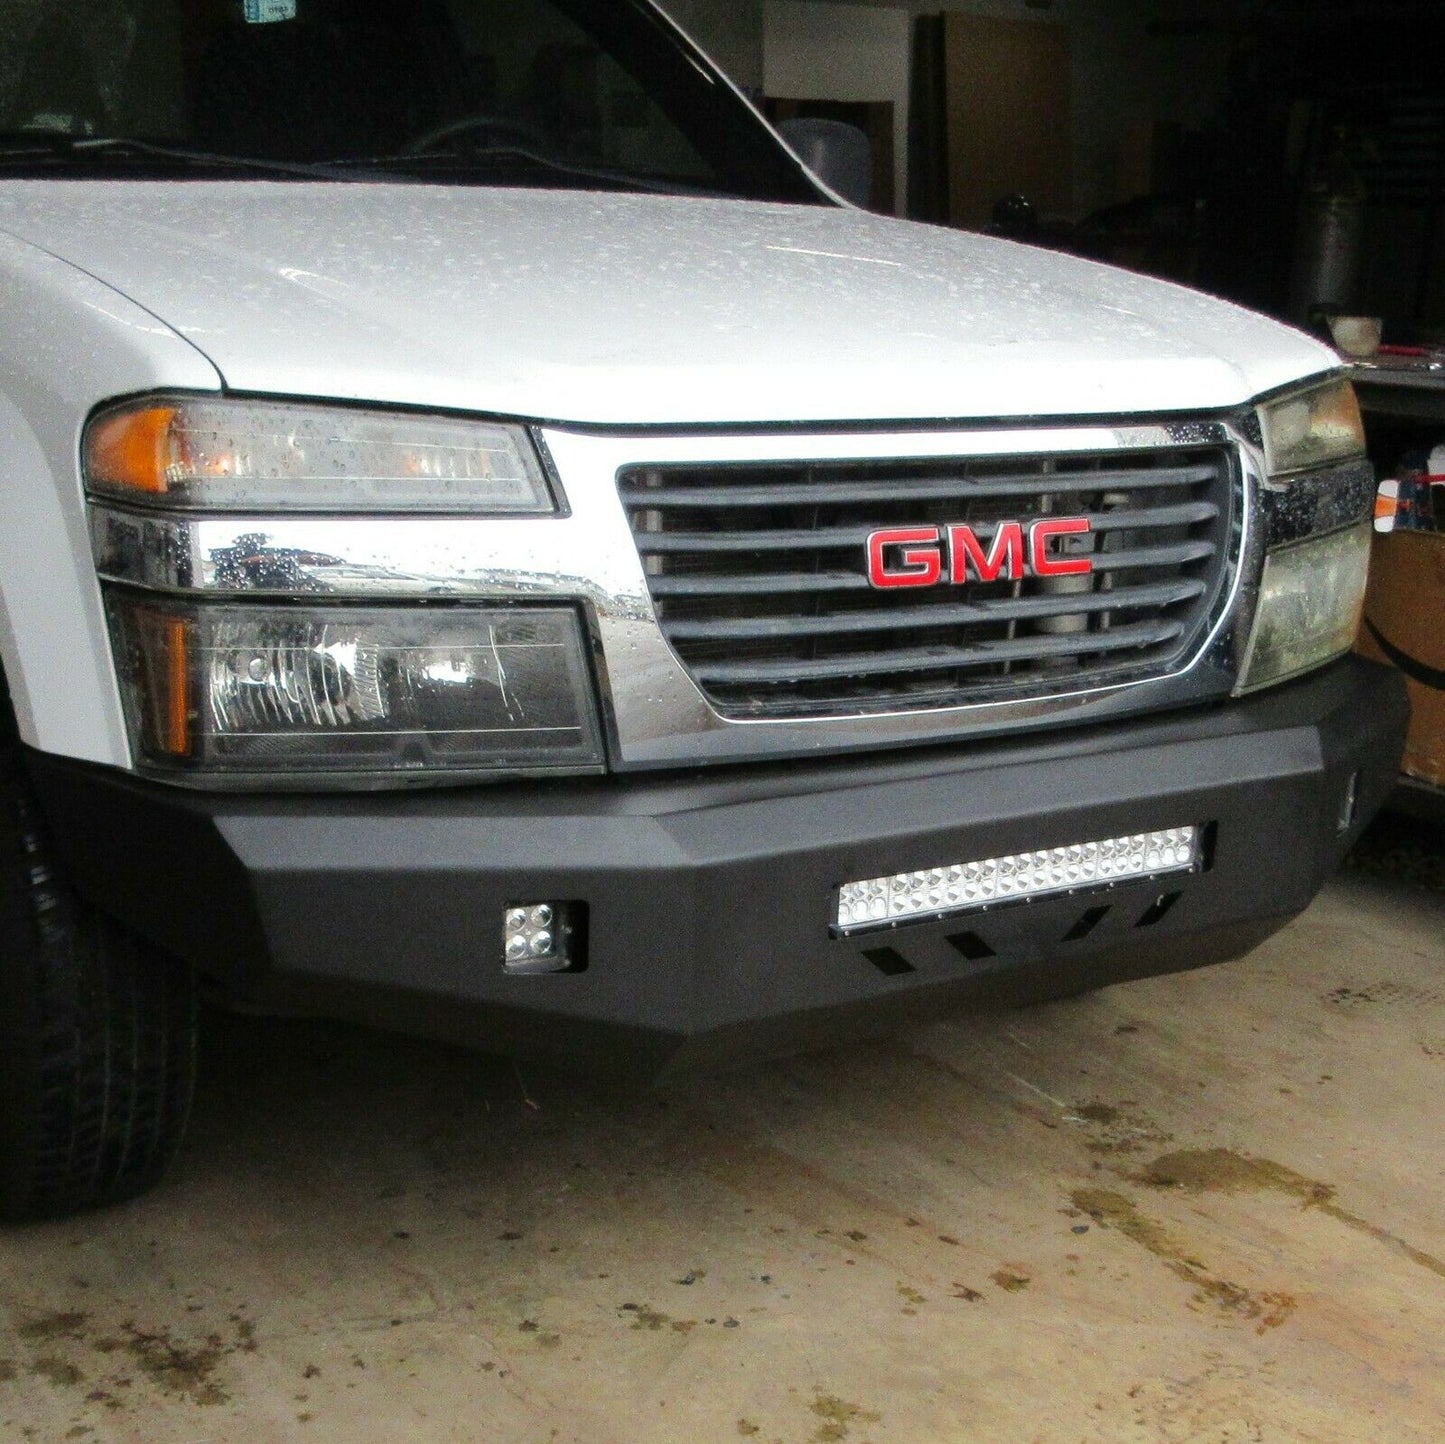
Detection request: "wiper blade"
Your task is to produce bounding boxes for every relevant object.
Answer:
[0,131,731,195]
[330,145,725,198]
[0,134,353,180]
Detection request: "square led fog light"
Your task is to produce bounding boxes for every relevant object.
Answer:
[105,597,603,781]
[503,902,585,975]
[836,826,1200,934]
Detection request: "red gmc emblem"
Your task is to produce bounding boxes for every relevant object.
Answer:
[865,518,1093,590]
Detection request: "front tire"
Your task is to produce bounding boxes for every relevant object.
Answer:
[0,747,196,1222]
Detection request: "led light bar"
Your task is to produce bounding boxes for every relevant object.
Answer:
[836,826,1200,934]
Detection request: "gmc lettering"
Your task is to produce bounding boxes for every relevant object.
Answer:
[866,517,1095,589]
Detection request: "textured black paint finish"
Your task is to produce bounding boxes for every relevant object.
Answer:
[23,658,1407,1068]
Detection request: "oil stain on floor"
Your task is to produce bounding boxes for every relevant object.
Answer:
[1137,1146,1445,1280]
[1071,1185,1298,1332]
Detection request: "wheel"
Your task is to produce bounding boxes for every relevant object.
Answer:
[0,743,197,1221]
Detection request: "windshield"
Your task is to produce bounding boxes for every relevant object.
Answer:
[0,0,822,200]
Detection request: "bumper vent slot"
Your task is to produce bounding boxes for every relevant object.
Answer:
[863,945,916,976]
[946,930,997,961]
[620,446,1236,717]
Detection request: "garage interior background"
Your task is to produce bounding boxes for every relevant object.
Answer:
[670,0,1440,342]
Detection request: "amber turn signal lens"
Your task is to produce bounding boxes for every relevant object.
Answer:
[84,405,181,495]
[104,602,194,758]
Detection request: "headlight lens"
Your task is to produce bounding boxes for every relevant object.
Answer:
[105,597,602,779]
[1257,379,1365,476]
[84,397,555,513]
[1236,523,1371,692]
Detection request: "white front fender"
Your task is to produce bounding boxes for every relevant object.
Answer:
[0,228,220,764]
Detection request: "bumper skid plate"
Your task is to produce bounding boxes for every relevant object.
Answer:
[28,657,1408,1073]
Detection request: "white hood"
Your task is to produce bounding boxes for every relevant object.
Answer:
[0,180,1337,426]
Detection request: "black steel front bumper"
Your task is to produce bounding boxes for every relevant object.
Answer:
[27,657,1408,1073]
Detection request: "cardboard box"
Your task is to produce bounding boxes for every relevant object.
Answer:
[1356,530,1445,787]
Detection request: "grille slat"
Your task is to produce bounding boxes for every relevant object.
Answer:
[646,539,1218,597]
[665,577,1206,641]
[1086,540,1217,572]
[650,569,873,597]
[628,461,1218,509]
[621,443,1235,717]
[635,500,1218,555]
[691,618,1187,685]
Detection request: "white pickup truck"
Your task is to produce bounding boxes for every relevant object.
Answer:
[0,0,1405,1219]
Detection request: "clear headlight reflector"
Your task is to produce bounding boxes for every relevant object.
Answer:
[1257,379,1365,476]
[105,598,602,778]
[1236,522,1371,693]
[84,398,554,513]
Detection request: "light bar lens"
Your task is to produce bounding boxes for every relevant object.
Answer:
[105,598,602,778]
[836,826,1199,933]
[84,398,554,513]
[1258,379,1365,476]
[1236,522,1371,693]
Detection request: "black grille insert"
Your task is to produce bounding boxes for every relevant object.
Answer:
[620,445,1237,717]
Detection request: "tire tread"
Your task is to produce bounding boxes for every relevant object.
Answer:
[0,749,195,1222]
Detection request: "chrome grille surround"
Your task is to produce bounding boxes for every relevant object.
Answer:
[91,417,1263,772]
[620,443,1237,718]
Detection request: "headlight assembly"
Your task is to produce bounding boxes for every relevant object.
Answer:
[1256,378,1365,476]
[84,396,556,513]
[105,596,603,780]
[85,395,598,784]
[1236,523,1371,692]
[1236,377,1373,693]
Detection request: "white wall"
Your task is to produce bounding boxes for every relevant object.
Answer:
[760,0,1231,220]
[763,1,913,212]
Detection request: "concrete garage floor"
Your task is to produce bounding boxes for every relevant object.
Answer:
[2,850,1444,1443]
